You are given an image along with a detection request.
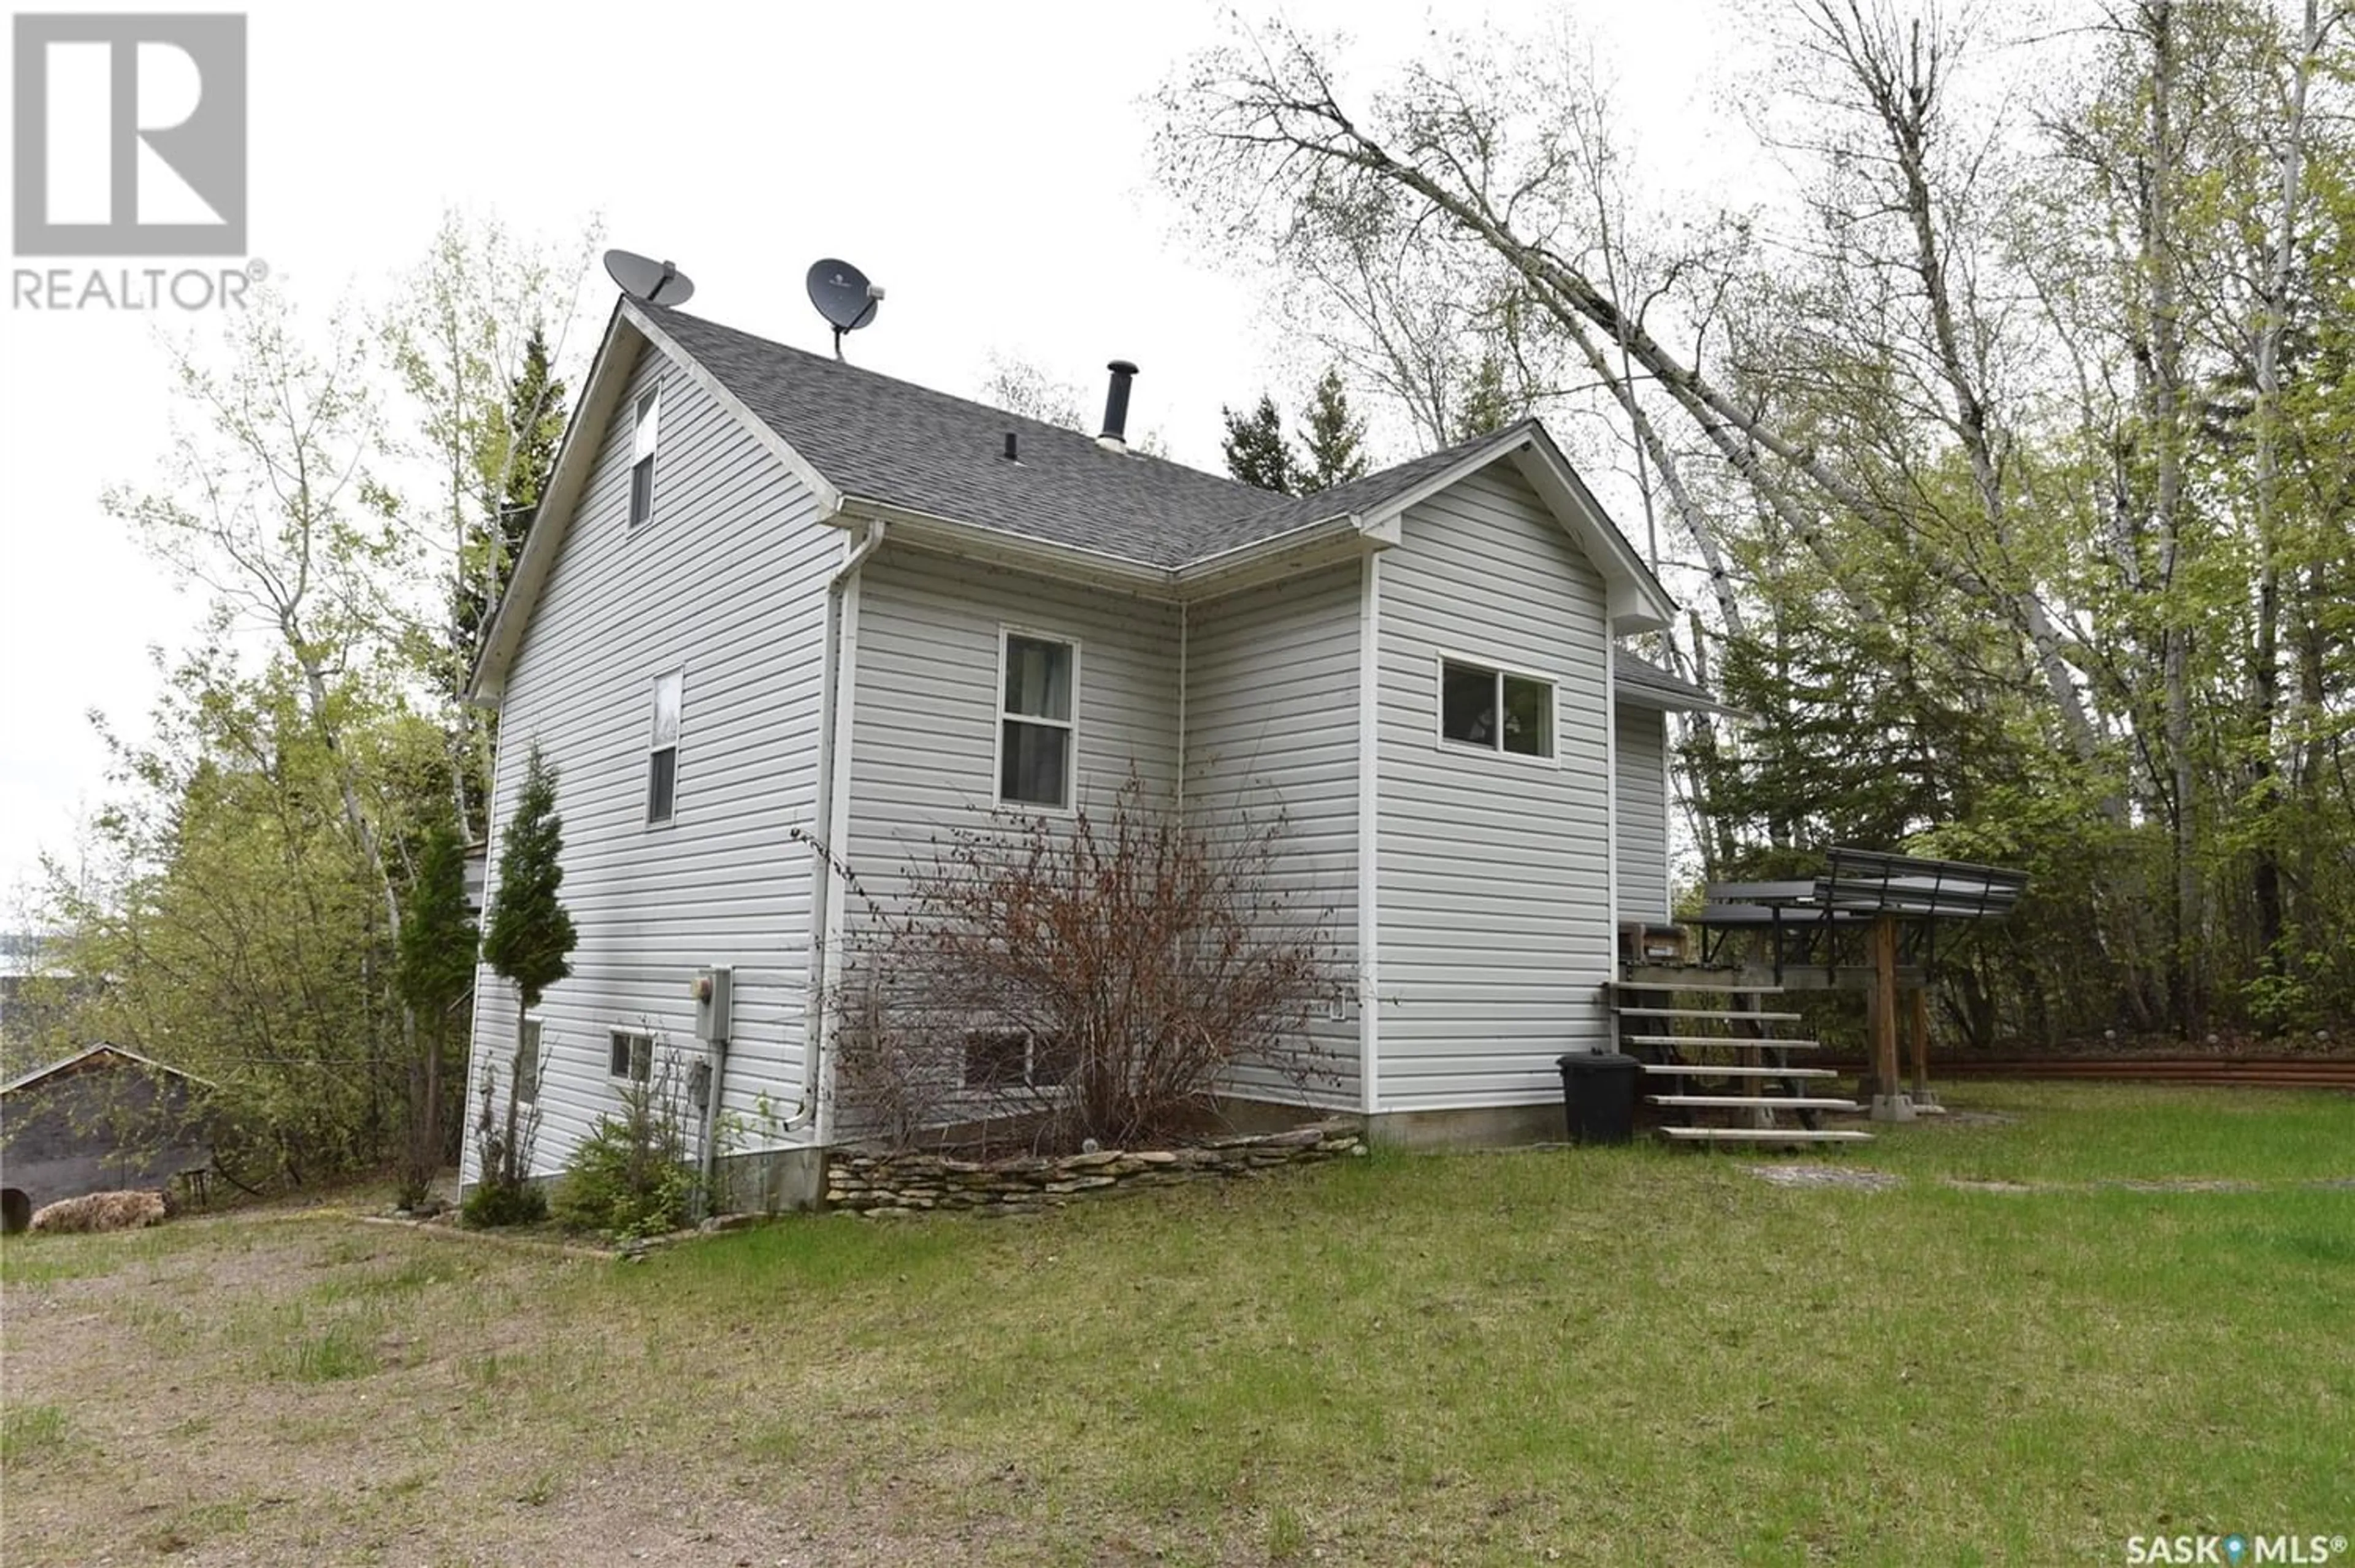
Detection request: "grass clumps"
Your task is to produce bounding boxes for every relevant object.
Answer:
[1,1402,72,1466]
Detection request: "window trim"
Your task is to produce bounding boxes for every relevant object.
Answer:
[1431,650,1561,767]
[646,666,683,827]
[992,624,1081,814]
[608,1028,654,1084]
[629,388,660,529]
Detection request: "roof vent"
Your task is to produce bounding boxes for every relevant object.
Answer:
[1003,432,1019,462]
[1097,360,1139,453]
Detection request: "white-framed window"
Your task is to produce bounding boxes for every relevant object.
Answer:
[996,629,1078,809]
[514,1017,543,1106]
[1437,655,1556,760]
[629,389,660,527]
[608,1029,653,1084]
[647,668,683,825]
[961,1029,1074,1091]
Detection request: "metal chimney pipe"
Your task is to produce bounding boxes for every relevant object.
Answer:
[1097,360,1139,452]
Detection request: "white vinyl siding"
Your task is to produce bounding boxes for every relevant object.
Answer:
[1183,562,1363,1111]
[462,340,835,1184]
[841,545,1182,916]
[1614,703,1672,925]
[1374,465,1615,1112]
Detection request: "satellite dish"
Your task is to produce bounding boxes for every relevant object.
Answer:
[807,258,884,358]
[603,249,695,307]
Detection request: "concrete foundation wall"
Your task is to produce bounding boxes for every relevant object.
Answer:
[1219,1093,1570,1150]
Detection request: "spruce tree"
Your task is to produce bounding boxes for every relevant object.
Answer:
[396,816,478,1206]
[1220,395,1296,493]
[483,742,575,1011]
[475,743,574,1214]
[1297,367,1369,492]
[1455,353,1517,440]
[452,327,569,695]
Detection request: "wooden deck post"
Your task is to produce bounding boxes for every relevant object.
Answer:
[1909,987,1932,1101]
[1869,916,1913,1121]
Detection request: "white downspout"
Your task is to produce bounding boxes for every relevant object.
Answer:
[788,518,886,1133]
[1357,550,1382,1114]
[1602,629,1622,1042]
[1176,601,1188,809]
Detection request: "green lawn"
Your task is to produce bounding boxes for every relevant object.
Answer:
[3,1084,2349,1566]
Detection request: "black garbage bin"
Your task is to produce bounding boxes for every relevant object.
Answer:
[1557,1051,1641,1144]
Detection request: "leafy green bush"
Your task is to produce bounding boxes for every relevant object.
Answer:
[553,1068,695,1242]
[461,1177,546,1228]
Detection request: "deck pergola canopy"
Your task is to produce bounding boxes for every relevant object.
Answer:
[1696,849,2028,946]
[1688,846,2031,1123]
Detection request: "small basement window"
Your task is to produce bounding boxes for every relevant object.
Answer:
[998,631,1076,809]
[961,1030,1073,1090]
[647,669,682,824]
[608,1030,653,1084]
[1439,658,1554,759]
[629,389,660,527]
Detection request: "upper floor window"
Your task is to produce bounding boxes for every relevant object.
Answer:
[648,670,682,824]
[1439,657,1555,760]
[629,389,660,527]
[998,631,1076,809]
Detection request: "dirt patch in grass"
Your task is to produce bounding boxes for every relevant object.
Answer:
[1737,1163,1904,1191]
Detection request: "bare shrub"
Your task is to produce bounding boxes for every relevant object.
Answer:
[833,775,1342,1151]
[464,1061,545,1226]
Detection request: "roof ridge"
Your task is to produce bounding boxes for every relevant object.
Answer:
[646,305,1273,500]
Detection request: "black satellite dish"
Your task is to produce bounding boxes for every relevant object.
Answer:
[603,248,695,307]
[807,259,884,358]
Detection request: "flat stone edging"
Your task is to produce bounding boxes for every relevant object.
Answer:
[1733,1166,2355,1195]
[825,1119,1367,1216]
[353,1212,618,1260]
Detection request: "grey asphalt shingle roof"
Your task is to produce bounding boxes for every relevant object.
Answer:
[641,305,1533,570]
[1614,651,1737,713]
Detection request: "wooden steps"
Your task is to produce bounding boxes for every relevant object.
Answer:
[1659,1126,1874,1144]
[1645,1094,1861,1111]
[1612,968,1872,1147]
[1622,1034,1823,1050]
[1639,1062,1839,1079]
[1614,1007,1807,1022]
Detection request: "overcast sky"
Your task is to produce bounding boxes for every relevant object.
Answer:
[0,0,1742,906]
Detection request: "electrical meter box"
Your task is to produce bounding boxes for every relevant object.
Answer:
[692,966,732,1041]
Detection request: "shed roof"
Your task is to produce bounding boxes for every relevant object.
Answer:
[0,1043,215,1097]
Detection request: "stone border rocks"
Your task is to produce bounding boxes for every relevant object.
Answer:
[824,1119,1366,1216]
